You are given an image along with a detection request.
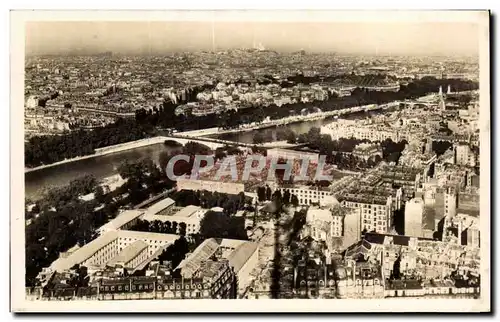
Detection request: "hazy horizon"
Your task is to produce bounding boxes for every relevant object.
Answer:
[26,21,479,57]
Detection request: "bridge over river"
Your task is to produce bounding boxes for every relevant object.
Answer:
[164,134,258,150]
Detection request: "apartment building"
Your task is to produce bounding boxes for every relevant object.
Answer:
[277,186,336,206]
[338,193,394,234]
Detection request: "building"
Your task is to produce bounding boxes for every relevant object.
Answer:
[226,241,259,294]
[338,193,393,234]
[301,206,365,253]
[320,121,400,142]
[342,207,362,249]
[106,240,149,272]
[352,143,383,161]
[175,237,258,297]
[44,230,180,278]
[97,210,145,234]
[292,259,337,299]
[461,226,480,249]
[345,232,479,280]
[421,206,437,239]
[277,185,336,206]
[455,143,475,166]
[457,192,480,218]
[177,178,244,195]
[301,208,338,242]
[143,197,175,216]
[266,148,319,164]
[25,95,39,108]
[142,205,208,235]
[405,198,424,237]
[444,188,458,218]
[36,258,237,300]
[100,259,236,300]
[334,259,385,299]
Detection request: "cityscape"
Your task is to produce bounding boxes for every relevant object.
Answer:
[18,15,487,309]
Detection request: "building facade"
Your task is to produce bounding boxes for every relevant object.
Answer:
[404,198,424,237]
[277,186,336,206]
[177,178,245,195]
[339,195,393,234]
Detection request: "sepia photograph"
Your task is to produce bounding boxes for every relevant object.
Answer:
[10,10,490,312]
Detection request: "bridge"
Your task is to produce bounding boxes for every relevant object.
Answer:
[401,100,437,109]
[164,135,258,150]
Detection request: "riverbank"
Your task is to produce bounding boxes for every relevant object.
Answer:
[24,104,391,173]
[24,100,405,173]
[184,102,400,138]
[179,112,337,138]
[261,141,299,148]
[25,136,171,173]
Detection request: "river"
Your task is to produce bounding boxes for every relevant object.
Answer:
[24,108,395,201]
[25,143,180,201]
[212,109,392,144]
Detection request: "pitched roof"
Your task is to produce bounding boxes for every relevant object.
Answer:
[173,205,203,218]
[117,230,180,243]
[50,231,118,272]
[176,238,219,278]
[145,197,175,215]
[107,240,149,269]
[219,238,247,250]
[98,210,144,231]
[227,242,259,273]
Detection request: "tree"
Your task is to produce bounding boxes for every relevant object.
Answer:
[159,151,172,174]
[285,130,296,144]
[266,186,272,201]
[94,185,106,204]
[238,191,246,208]
[253,132,265,144]
[165,221,172,233]
[179,222,187,236]
[183,141,212,156]
[199,210,247,240]
[257,186,266,202]
[215,148,227,161]
[272,190,282,202]
[158,236,190,270]
[282,189,291,205]
[291,194,299,207]
[432,141,453,157]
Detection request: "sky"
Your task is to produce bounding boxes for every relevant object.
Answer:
[25,21,479,56]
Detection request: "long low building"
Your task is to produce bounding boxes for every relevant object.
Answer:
[46,230,180,276]
[106,240,149,271]
[266,148,319,164]
[142,205,208,235]
[97,210,145,235]
[177,178,245,195]
[143,197,175,216]
[277,185,337,206]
